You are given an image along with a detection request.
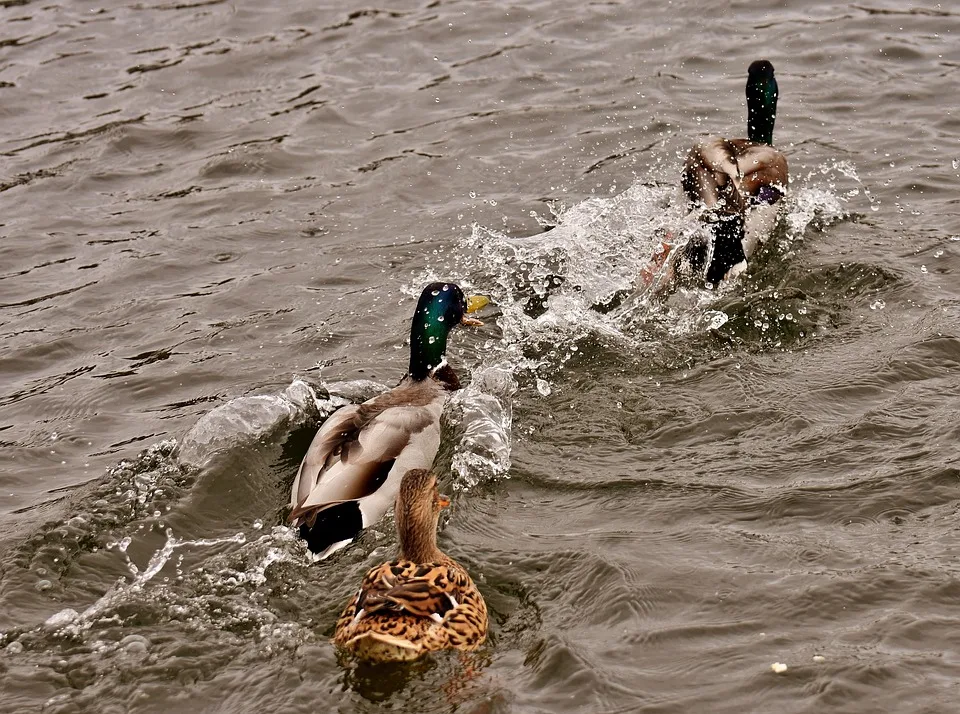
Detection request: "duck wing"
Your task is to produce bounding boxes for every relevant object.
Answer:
[728,139,788,199]
[683,138,788,212]
[289,381,446,537]
[289,403,363,511]
[682,138,747,212]
[358,561,470,619]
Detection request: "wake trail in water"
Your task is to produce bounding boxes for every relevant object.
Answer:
[0,379,379,647]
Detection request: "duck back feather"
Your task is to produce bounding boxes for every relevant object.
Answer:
[289,377,446,557]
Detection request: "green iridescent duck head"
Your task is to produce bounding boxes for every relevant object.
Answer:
[746,59,779,146]
[409,282,488,381]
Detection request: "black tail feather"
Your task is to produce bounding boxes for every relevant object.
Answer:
[299,500,363,555]
[705,213,746,285]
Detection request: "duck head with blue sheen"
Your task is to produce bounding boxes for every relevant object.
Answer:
[409,282,488,381]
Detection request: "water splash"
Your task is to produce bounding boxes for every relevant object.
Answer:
[460,182,680,362]
[0,377,402,651]
[786,159,865,239]
[1,519,314,714]
[42,529,252,637]
[406,163,872,487]
[450,365,517,489]
[178,379,324,469]
[4,439,191,595]
[461,162,857,358]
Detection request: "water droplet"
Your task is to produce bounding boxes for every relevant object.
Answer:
[437,315,444,322]
[428,336,436,344]
[920,265,928,274]
[121,634,150,657]
[952,158,959,170]
[870,299,885,310]
[535,378,552,397]
[706,311,728,330]
[442,285,449,291]
[431,289,440,296]
[44,608,79,630]
[5,641,23,655]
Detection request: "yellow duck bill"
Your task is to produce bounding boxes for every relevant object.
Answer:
[461,294,489,326]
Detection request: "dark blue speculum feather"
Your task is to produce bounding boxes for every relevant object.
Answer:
[746,59,778,145]
[756,184,784,205]
[409,282,468,380]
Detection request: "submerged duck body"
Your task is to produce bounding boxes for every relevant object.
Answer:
[334,468,488,662]
[289,283,486,559]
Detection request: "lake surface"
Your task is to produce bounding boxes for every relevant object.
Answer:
[2,0,959,712]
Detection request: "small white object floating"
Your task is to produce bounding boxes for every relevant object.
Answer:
[812,655,825,663]
[771,662,788,674]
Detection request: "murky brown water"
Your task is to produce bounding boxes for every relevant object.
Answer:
[2,0,959,712]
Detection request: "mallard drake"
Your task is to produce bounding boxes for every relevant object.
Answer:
[289,282,488,559]
[333,468,488,662]
[681,60,789,283]
[642,60,789,288]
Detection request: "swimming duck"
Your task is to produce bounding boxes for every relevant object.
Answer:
[643,60,789,288]
[289,282,487,559]
[333,468,488,662]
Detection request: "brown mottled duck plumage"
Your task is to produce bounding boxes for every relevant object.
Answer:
[333,469,488,662]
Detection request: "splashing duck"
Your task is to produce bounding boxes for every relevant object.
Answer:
[289,282,488,558]
[333,468,488,662]
[642,60,789,289]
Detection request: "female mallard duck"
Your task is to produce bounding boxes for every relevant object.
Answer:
[642,60,789,288]
[333,468,488,662]
[289,282,487,559]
